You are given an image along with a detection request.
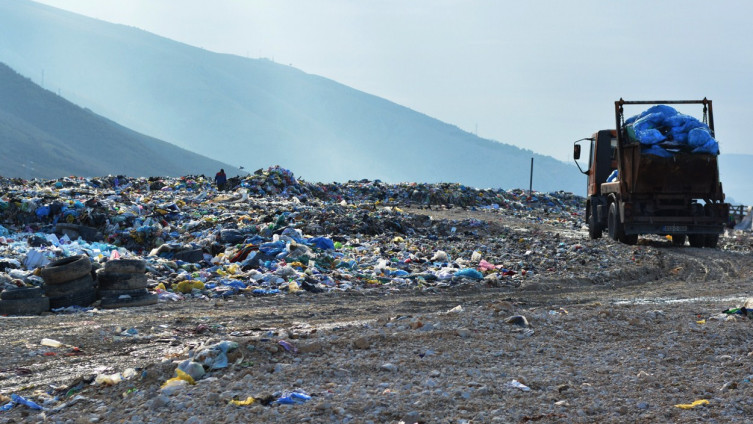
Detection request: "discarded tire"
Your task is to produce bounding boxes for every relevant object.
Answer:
[99,293,158,309]
[172,249,204,263]
[0,297,50,315]
[40,255,92,285]
[95,259,152,308]
[55,223,102,242]
[48,289,97,310]
[103,259,146,274]
[1,286,44,300]
[96,271,148,290]
[44,274,95,299]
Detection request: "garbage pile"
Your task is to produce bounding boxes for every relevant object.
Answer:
[1,167,593,314]
[625,105,719,157]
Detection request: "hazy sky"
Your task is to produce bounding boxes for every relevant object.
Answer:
[33,0,753,161]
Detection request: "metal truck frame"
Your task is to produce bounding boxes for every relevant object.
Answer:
[573,99,729,247]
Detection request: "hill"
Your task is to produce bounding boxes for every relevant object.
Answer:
[0,0,583,193]
[0,62,240,179]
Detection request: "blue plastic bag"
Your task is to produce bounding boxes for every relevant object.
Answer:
[276,392,312,405]
[454,268,483,280]
[642,145,673,158]
[688,127,712,147]
[692,139,720,155]
[307,237,335,250]
[10,394,43,410]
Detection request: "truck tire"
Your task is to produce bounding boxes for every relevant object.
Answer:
[704,234,719,248]
[607,203,623,241]
[671,235,687,246]
[688,234,705,248]
[619,233,638,245]
[41,255,91,285]
[588,213,602,239]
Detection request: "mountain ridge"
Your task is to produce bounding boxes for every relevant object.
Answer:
[0,0,585,193]
[0,61,241,179]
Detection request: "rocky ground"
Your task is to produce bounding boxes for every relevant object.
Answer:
[2,173,753,423]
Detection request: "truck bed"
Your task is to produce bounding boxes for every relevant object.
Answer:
[619,143,721,198]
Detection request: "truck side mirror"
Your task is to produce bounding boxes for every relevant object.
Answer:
[573,144,581,160]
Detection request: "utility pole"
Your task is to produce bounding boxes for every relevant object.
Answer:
[529,157,534,198]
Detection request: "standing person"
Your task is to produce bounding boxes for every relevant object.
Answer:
[214,168,227,191]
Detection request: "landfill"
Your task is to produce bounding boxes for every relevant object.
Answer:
[0,166,588,303]
[2,166,753,423]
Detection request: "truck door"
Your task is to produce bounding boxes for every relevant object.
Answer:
[593,130,617,195]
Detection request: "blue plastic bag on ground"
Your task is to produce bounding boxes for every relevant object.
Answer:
[454,268,483,280]
[10,394,43,410]
[307,237,335,250]
[276,392,312,405]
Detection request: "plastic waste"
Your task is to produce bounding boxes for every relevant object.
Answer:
[95,373,123,386]
[675,399,709,409]
[626,105,719,156]
[278,340,298,353]
[177,360,206,381]
[40,338,63,348]
[454,268,483,280]
[161,369,196,390]
[307,237,335,250]
[194,340,239,370]
[23,249,50,270]
[505,379,531,392]
[10,394,44,410]
[275,391,312,404]
[229,396,255,406]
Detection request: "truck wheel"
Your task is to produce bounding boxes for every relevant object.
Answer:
[688,234,705,248]
[607,203,624,241]
[704,234,719,248]
[619,234,638,245]
[671,235,687,246]
[588,213,602,239]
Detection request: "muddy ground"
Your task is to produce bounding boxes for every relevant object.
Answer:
[2,206,753,424]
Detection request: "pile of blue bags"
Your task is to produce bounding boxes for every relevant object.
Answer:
[625,105,719,157]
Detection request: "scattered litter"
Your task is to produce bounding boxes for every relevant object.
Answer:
[505,379,531,392]
[674,399,709,409]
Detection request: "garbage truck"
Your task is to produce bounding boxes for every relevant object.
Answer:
[573,99,729,247]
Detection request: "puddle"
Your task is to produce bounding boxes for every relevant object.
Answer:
[613,295,748,306]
